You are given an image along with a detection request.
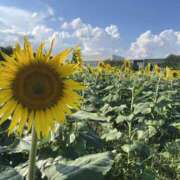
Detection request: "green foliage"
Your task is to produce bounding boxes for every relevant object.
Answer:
[0,165,23,180]
[37,152,113,180]
[79,71,180,179]
[0,70,180,179]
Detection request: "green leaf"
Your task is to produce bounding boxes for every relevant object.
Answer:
[145,120,165,127]
[160,152,171,159]
[141,169,155,180]
[101,129,122,141]
[101,104,127,116]
[70,111,109,122]
[38,152,113,180]
[12,136,31,153]
[121,142,150,158]
[133,102,152,115]
[115,114,134,123]
[69,133,76,144]
[137,130,145,140]
[171,122,180,130]
[0,165,23,180]
[137,126,157,140]
[104,85,114,91]
[147,126,157,138]
[121,143,139,153]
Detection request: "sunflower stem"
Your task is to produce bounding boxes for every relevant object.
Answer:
[28,127,38,180]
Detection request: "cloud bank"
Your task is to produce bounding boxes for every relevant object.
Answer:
[127,30,180,59]
[0,5,180,60]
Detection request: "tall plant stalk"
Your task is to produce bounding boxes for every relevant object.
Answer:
[27,127,38,180]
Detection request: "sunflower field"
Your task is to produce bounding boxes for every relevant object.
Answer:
[0,46,180,180]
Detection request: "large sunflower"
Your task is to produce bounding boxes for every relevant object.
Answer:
[0,38,84,138]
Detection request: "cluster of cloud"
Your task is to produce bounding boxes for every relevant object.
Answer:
[60,18,121,59]
[128,29,180,59]
[0,5,180,60]
[0,5,54,46]
[0,5,122,60]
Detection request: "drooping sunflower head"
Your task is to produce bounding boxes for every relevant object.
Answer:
[0,38,84,138]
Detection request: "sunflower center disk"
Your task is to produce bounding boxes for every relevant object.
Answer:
[32,82,45,95]
[12,63,63,110]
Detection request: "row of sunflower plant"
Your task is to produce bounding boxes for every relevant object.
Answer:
[72,56,180,179]
[0,40,179,180]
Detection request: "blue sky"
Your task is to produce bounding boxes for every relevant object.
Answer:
[0,0,180,59]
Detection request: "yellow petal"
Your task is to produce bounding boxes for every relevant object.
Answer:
[38,110,45,137]
[57,64,77,77]
[64,79,85,90]
[17,107,28,136]
[8,104,22,135]
[40,110,49,137]
[51,48,72,64]
[54,105,65,123]
[36,42,45,60]
[27,111,34,132]
[34,111,41,138]
[61,90,81,109]
[45,39,55,61]
[0,59,18,73]
[14,50,28,64]
[0,89,13,104]
[0,99,18,125]
[0,51,17,64]
[0,70,16,81]
[57,101,71,115]
[45,108,53,130]
[24,37,34,60]
[51,106,60,122]
[14,43,21,52]
[0,79,11,89]
[64,89,82,101]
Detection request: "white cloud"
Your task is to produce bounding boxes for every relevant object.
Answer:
[127,29,180,59]
[2,5,180,61]
[0,6,122,60]
[0,6,51,32]
[61,18,84,30]
[0,5,59,45]
[59,31,71,39]
[31,25,55,44]
[0,7,122,60]
[105,25,120,39]
[59,18,122,59]
[31,12,38,18]
[71,18,84,29]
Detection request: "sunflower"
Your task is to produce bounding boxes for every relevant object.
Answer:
[154,64,161,77]
[145,63,151,76]
[164,67,173,80]
[122,60,132,74]
[0,38,84,138]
